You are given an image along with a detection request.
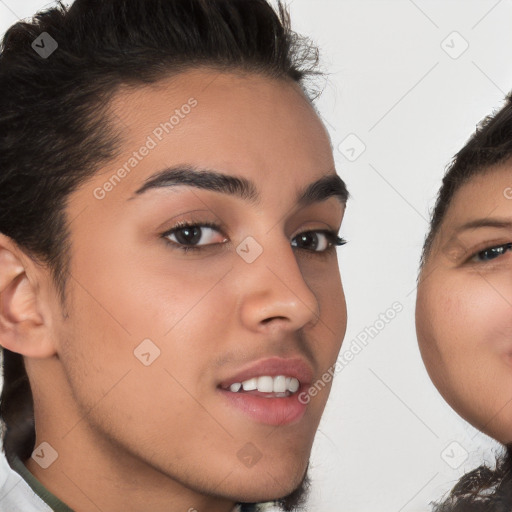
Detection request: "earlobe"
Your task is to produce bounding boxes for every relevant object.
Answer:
[0,235,56,358]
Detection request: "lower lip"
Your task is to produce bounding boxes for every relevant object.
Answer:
[218,387,308,426]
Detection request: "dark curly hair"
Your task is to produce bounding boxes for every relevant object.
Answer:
[431,446,512,512]
[0,0,321,510]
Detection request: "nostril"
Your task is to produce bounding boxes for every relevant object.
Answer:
[261,316,287,324]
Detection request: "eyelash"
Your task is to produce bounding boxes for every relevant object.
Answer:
[468,242,512,264]
[161,221,347,255]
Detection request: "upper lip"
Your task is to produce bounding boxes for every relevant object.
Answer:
[218,356,314,389]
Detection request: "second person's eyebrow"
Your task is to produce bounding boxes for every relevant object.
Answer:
[131,164,349,206]
[455,218,512,234]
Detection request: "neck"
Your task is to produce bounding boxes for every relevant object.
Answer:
[24,361,237,512]
[25,425,237,512]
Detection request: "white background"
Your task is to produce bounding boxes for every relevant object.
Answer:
[1,1,511,511]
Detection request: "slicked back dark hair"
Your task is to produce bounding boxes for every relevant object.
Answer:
[0,1,321,509]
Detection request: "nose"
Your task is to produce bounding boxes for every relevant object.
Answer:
[237,235,321,334]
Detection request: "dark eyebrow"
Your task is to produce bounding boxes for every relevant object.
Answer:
[455,218,512,234]
[131,165,349,206]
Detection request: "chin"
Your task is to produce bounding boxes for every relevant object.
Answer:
[451,400,512,445]
[478,416,512,445]
[228,462,309,505]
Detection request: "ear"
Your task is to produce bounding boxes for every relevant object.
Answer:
[0,234,56,358]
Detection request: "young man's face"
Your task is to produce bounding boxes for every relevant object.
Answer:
[25,69,347,510]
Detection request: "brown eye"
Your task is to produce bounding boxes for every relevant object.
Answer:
[291,230,346,253]
[171,226,203,245]
[163,222,228,252]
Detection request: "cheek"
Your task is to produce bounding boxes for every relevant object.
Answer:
[60,242,231,411]
[417,272,512,441]
[416,281,458,395]
[58,267,234,458]
[418,273,511,363]
[436,275,512,359]
[303,260,346,379]
[73,233,233,338]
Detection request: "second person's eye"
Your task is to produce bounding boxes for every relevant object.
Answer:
[470,242,512,262]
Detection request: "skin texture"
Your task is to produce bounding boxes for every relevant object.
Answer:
[417,164,512,444]
[0,70,347,511]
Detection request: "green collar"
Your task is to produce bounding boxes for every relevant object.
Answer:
[10,455,74,512]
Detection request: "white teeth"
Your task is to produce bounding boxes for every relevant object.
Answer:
[288,377,300,393]
[227,375,301,394]
[257,376,274,393]
[242,378,257,391]
[274,375,287,393]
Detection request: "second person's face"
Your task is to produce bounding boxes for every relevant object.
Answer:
[417,164,512,443]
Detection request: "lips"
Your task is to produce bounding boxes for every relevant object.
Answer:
[217,357,314,426]
[217,356,313,390]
